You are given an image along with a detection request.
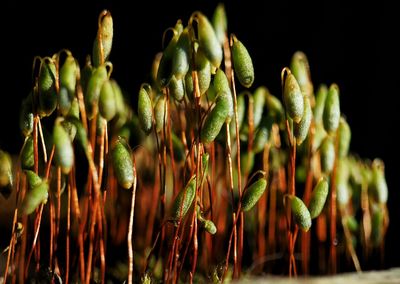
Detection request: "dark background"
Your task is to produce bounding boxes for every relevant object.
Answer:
[2,0,399,270]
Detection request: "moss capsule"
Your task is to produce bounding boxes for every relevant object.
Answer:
[172,27,190,80]
[19,94,34,137]
[323,84,340,134]
[92,10,113,67]
[138,85,153,135]
[338,117,351,158]
[0,150,12,188]
[294,95,312,145]
[60,55,77,97]
[203,220,217,235]
[212,3,227,45]
[369,159,388,204]
[290,51,313,97]
[111,137,134,189]
[154,95,166,133]
[241,177,267,212]
[313,84,328,123]
[232,37,254,88]
[320,136,335,174]
[171,175,196,220]
[21,179,49,215]
[287,195,312,232]
[38,58,57,117]
[283,72,304,123]
[253,127,269,154]
[85,65,108,118]
[371,205,384,246]
[308,177,329,219]
[21,136,34,170]
[169,76,185,101]
[213,69,233,120]
[54,118,74,174]
[99,80,116,121]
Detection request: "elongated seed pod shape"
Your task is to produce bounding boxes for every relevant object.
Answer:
[265,92,284,122]
[60,55,77,97]
[213,69,233,120]
[308,177,329,219]
[85,65,108,118]
[92,10,113,67]
[323,84,340,134]
[320,136,335,174]
[336,159,350,206]
[252,87,266,128]
[204,220,217,234]
[21,136,34,170]
[283,72,304,123]
[369,160,388,204]
[154,96,166,133]
[138,86,153,134]
[171,175,196,220]
[253,127,269,154]
[111,137,134,189]
[195,12,223,68]
[314,84,328,123]
[287,195,312,232]
[21,180,49,215]
[294,95,312,145]
[110,80,126,116]
[25,170,42,189]
[172,28,190,80]
[232,38,254,88]
[0,150,12,187]
[201,92,230,144]
[241,177,267,212]
[212,3,227,45]
[38,58,57,117]
[59,87,72,116]
[169,76,185,101]
[19,95,34,137]
[290,51,313,97]
[54,119,74,174]
[99,80,116,121]
[185,49,212,98]
[338,117,351,158]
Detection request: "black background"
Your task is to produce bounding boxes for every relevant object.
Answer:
[2,0,399,269]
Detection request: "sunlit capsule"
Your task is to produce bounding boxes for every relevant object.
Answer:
[0,150,12,188]
[38,58,57,117]
[54,118,74,174]
[338,117,351,158]
[19,94,34,137]
[283,72,304,123]
[171,175,196,220]
[323,84,340,134]
[99,80,116,121]
[212,3,227,45]
[213,69,233,120]
[154,95,166,133]
[60,55,77,97]
[169,75,185,101]
[286,195,312,232]
[313,84,328,123]
[232,37,254,88]
[92,10,113,67]
[194,12,223,68]
[21,179,49,215]
[294,95,312,145]
[369,159,388,204]
[320,136,335,174]
[138,86,153,135]
[290,51,313,98]
[241,177,267,212]
[308,177,329,219]
[111,137,134,189]
[201,92,230,144]
[59,87,72,116]
[336,159,350,206]
[25,170,42,189]
[21,136,34,170]
[85,65,108,118]
[203,219,217,235]
[172,27,190,80]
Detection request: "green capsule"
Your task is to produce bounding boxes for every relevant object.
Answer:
[61,119,77,141]
[201,92,230,144]
[59,87,72,116]
[253,127,269,154]
[38,58,57,117]
[240,150,255,176]
[320,136,335,174]
[371,205,384,246]
[312,122,327,152]
[203,219,217,235]
[60,55,77,97]
[25,170,42,189]
[19,94,34,137]
[0,150,12,188]
[283,72,304,123]
[251,87,266,128]
[81,58,93,93]
[212,3,227,45]
[345,215,359,233]
[154,95,166,133]
[92,10,113,67]
[294,95,312,145]
[169,75,185,101]
[111,137,134,189]
[21,136,34,170]
[68,98,80,119]
[232,37,254,88]
[287,195,312,232]
[110,80,126,116]
[323,84,340,134]
[21,179,49,215]
[290,51,313,97]
[54,118,74,174]
[172,27,190,80]
[308,177,329,219]
[185,49,212,98]
[85,65,108,118]
[241,176,267,212]
[265,91,284,123]
[369,159,388,204]
[66,116,88,153]
[313,84,328,123]
[338,117,351,158]
[157,21,183,87]
[138,86,153,135]
[336,159,350,206]
[213,69,233,120]
[194,12,222,68]
[99,80,116,121]
[171,132,185,162]
[171,175,196,220]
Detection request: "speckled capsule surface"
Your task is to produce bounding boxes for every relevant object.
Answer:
[92,10,113,67]
[111,137,134,189]
[294,95,312,145]
[320,136,335,174]
[232,38,254,88]
[288,195,312,232]
[308,177,329,219]
[241,177,267,212]
[21,136,34,170]
[323,84,340,134]
[338,117,351,158]
[213,69,233,120]
[171,175,196,220]
[283,72,304,123]
[138,86,153,135]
